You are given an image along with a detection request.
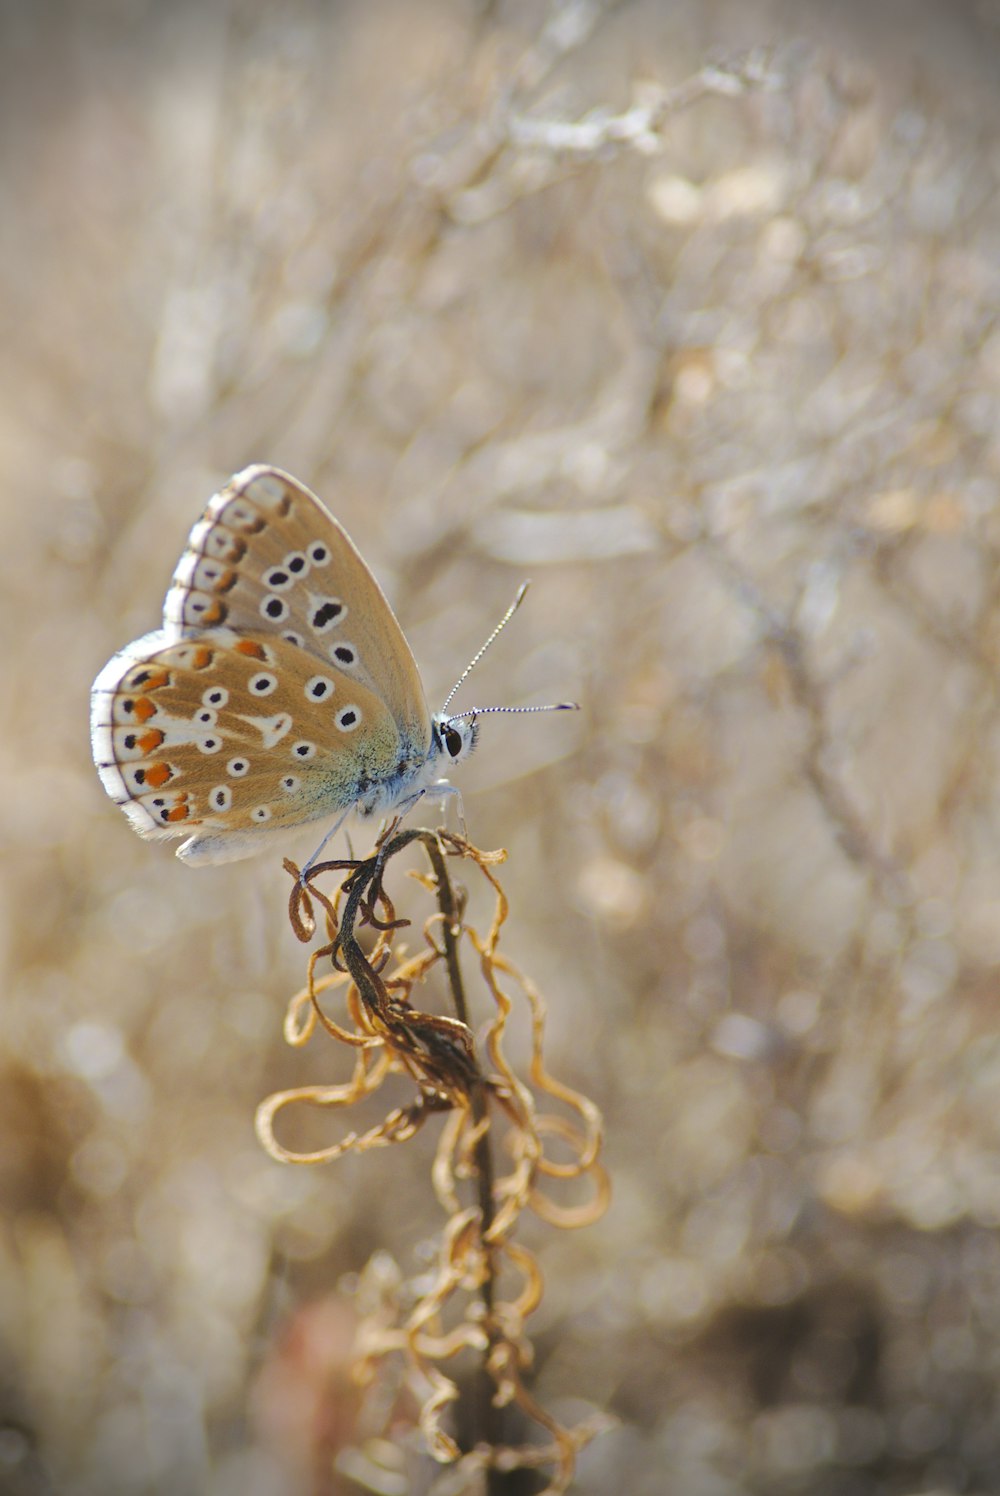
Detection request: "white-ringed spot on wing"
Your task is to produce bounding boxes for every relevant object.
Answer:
[283,550,308,577]
[198,735,223,754]
[262,565,295,592]
[336,706,361,732]
[202,686,228,707]
[185,594,228,625]
[329,642,358,669]
[292,741,317,761]
[203,529,246,564]
[192,560,223,587]
[195,708,218,727]
[305,675,335,702]
[251,805,272,823]
[280,775,301,793]
[282,631,304,648]
[248,672,278,696]
[260,595,289,623]
[310,596,345,634]
[193,558,236,592]
[209,785,233,811]
[307,540,331,567]
[226,500,265,532]
[227,757,250,777]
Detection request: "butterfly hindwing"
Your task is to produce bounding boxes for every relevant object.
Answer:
[90,627,409,861]
[163,466,431,748]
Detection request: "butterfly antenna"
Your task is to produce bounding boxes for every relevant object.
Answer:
[440,582,532,714]
[445,702,579,725]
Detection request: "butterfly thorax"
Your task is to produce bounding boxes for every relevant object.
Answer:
[355,713,477,820]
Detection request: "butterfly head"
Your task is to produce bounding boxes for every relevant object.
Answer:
[432,712,480,768]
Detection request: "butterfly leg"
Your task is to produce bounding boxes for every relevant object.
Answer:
[390,782,465,835]
[300,783,466,888]
[299,806,353,884]
[432,781,466,837]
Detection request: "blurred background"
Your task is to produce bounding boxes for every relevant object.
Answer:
[4,0,1000,1491]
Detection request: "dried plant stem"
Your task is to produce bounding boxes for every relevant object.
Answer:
[421,832,505,1480]
[261,828,610,1492]
[340,830,506,1476]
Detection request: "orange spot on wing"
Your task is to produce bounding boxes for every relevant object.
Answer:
[235,640,267,660]
[165,802,191,822]
[191,647,214,670]
[200,600,228,625]
[137,729,165,753]
[132,697,157,722]
[215,570,238,593]
[145,762,172,789]
[144,670,170,691]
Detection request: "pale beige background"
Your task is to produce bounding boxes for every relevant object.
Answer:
[3,1,1000,1492]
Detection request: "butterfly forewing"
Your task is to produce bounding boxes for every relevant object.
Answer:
[164,466,431,748]
[91,628,407,860]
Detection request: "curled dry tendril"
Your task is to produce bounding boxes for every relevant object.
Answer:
[256,827,611,1493]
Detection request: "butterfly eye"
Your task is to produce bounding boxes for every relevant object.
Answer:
[443,726,464,758]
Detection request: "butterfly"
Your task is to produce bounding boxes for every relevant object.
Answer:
[91,465,575,867]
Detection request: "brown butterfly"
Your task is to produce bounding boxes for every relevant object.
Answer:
[91,466,575,867]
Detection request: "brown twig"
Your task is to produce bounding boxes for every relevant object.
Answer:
[259,829,611,1492]
[420,831,504,1479]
